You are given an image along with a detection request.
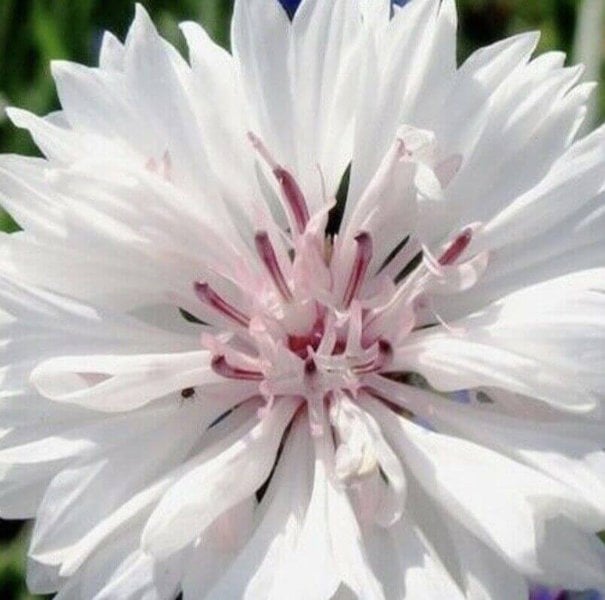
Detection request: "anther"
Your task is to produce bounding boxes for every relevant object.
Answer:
[211,355,264,381]
[342,232,373,308]
[255,231,293,302]
[248,132,310,234]
[438,228,472,266]
[274,167,310,234]
[193,282,250,328]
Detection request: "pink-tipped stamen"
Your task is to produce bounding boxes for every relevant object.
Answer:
[255,231,293,302]
[342,232,373,308]
[438,229,472,266]
[211,355,264,381]
[248,132,310,234]
[194,282,250,328]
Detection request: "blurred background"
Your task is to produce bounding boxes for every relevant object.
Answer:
[0,0,602,598]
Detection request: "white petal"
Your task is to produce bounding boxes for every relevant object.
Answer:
[54,528,183,600]
[402,270,605,412]
[29,402,204,569]
[0,275,202,411]
[477,124,605,250]
[365,518,465,600]
[434,44,589,244]
[31,351,253,412]
[369,376,605,519]
[231,0,296,172]
[181,499,256,599]
[0,466,56,519]
[99,31,125,72]
[141,397,299,559]
[532,515,605,589]
[365,397,605,585]
[51,60,153,158]
[346,0,457,213]
[330,394,406,527]
[289,0,361,200]
[437,186,605,319]
[269,415,384,600]
[0,275,205,516]
[394,334,595,412]
[232,0,361,211]
[123,6,226,202]
[179,21,258,230]
[6,107,90,164]
[204,417,312,599]
[446,522,528,600]
[339,134,418,271]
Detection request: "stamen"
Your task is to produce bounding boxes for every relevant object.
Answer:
[193,282,250,328]
[438,228,472,266]
[342,232,373,308]
[248,132,310,234]
[211,355,264,381]
[275,168,310,234]
[255,231,293,302]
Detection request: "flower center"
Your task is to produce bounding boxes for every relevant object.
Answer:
[191,129,486,419]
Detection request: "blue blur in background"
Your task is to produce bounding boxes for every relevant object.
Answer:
[531,587,602,600]
[279,0,410,17]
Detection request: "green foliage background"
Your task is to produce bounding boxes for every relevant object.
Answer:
[0,0,602,598]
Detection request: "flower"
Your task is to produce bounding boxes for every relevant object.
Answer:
[0,0,605,597]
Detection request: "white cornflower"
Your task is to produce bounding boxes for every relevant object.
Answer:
[0,1,605,598]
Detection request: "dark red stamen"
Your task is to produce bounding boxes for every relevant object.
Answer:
[438,229,472,266]
[255,231,293,302]
[211,355,264,381]
[247,132,310,234]
[273,167,310,234]
[342,232,373,308]
[194,282,250,328]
